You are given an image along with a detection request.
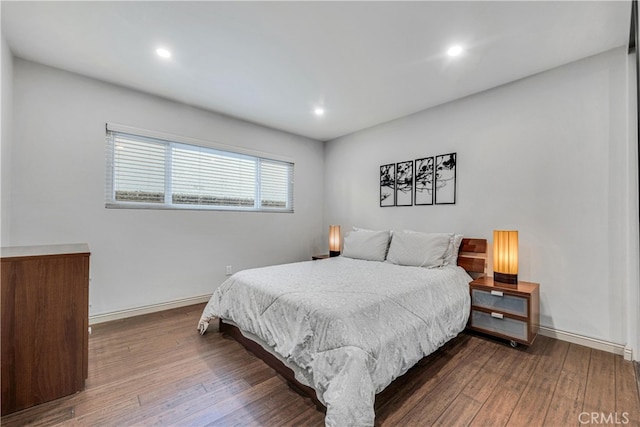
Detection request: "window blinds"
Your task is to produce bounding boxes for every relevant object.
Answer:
[105,125,294,212]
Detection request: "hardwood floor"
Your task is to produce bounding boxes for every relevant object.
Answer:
[2,303,639,426]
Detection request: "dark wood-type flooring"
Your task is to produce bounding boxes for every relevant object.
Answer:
[2,303,639,426]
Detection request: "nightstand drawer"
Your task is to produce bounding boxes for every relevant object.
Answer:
[470,310,528,341]
[471,288,528,317]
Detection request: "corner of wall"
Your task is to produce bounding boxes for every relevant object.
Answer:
[626,46,640,362]
[1,33,14,246]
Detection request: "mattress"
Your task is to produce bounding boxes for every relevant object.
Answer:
[200,256,472,426]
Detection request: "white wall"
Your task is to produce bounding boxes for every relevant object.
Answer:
[1,34,13,245]
[9,59,325,316]
[325,47,637,352]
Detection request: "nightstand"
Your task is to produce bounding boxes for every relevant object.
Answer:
[312,254,330,260]
[467,276,539,347]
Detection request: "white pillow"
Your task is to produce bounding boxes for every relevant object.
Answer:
[444,234,464,266]
[342,229,390,261]
[386,231,452,268]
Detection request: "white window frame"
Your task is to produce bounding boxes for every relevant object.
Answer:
[105,123,294,213]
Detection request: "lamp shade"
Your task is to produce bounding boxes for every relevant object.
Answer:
[329,225,341,257]
[493,230,518,284]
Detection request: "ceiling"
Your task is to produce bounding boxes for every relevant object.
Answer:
[1,1,632,141]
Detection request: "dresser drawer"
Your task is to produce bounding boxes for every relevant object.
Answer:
[470,310,528,341]
[471,288,528,317]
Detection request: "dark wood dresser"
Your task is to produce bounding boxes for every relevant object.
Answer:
[1,244,90,415]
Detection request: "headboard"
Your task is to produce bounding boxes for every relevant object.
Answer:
[457,238,487,278]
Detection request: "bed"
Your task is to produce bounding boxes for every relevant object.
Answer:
[198,230,486,426]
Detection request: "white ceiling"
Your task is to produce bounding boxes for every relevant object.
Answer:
[1,1,632,141]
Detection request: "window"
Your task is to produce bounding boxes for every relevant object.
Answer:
[105,125,294,212]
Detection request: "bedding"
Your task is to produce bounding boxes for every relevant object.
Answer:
[341,228,391,261]
[445,233,465,265]
[199,256,471,426]
[385,230,451,267]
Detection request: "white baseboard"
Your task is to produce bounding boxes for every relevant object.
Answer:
[89,294,212,325]
[88,300,636,361]
[624,346,634,361]
[539,326,633,360]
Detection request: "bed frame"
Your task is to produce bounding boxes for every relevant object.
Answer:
[219,237,487,411]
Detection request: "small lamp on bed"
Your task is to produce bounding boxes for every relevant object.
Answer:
[329,225,341,257]
[493,230,518,285]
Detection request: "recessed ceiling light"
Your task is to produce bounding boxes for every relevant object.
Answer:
[314,107,325,116]
[156,47,171,59]
[447,45,464,57]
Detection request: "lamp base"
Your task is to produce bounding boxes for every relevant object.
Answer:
[329,251,340,257]
[494,272,518,285]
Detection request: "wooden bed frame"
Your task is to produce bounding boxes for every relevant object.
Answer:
[219,237,487,412]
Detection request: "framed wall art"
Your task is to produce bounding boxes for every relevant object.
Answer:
[395,160,413,206]
[435,152,456,205]
[380,163,396,207]
[414,156,434,205]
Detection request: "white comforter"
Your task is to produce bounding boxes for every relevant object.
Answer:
[200,257,471,426]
